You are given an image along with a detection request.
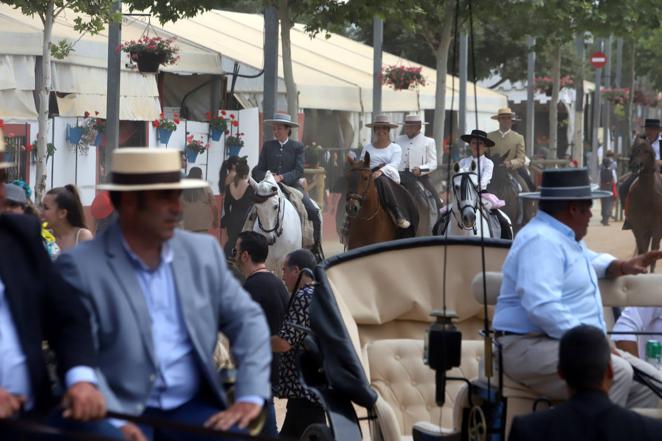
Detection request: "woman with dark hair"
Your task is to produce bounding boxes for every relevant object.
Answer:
[219,156,254,257]
[181,166,219,233]
[41,184,93,251]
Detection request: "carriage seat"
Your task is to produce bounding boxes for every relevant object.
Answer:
[366,338,483,440]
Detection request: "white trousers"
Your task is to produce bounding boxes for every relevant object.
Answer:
[498,334,661,408]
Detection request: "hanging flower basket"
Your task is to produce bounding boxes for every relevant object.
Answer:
[534,75,574,95]
[185,136,208,162]
[152,113,180,146]
[382,65,426,90]
[602,88,630,105]
[227,144,242,157]
[207,110,229,141]
[120,36,180,74]
[225,115,244,158]
[67,125,83,145]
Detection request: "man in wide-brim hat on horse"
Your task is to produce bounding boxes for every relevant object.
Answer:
[396,113,443,212]
[493,167,662,409]
[252,112,323,259]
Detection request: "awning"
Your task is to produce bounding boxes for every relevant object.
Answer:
[52,63,160,121]
[0,55,37,119]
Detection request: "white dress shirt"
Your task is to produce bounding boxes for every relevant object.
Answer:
[458,155,493,190]
[396,133,437,174]
[0,278,96,410]
[612,307,662,357]
[651,137,660,160]
[359,143,402,183]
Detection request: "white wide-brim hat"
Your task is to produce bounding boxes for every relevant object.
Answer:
[0,128,12,169]
[402,114,429,125]
[366,113,398,128]
[490,107,518,120]
[264,112,299,127]
[97,148,209,191]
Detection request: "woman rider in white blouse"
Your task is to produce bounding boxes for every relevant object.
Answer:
[359,114,411,228]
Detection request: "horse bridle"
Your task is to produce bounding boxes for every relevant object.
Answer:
[451,171,480,232]
[346,168,381,221]
[253,190,285,237]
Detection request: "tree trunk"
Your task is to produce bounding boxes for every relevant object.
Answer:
[624,39,636,151]
[573,34,584,165]
[432,3,454,165]
[35,1,54,205]
[278,0,298,140]
[549,44,561,159]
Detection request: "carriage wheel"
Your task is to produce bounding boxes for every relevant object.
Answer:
[467,405,487,441]
[300,423,333,441]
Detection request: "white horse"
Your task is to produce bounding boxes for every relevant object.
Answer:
[248,171,302,273]
[434,161,512,238]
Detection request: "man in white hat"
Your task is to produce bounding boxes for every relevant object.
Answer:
[57,148,271,441]
[487,107,535,191]
[396,114,442,212]
[252,112,322,258]
[0,128,108,436]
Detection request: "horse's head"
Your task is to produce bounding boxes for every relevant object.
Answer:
[345,152,376,217]
[451,161,480,230]
[630,139,655,173]
[249,173,283,245]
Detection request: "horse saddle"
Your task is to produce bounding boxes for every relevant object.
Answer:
[279,183,315,248]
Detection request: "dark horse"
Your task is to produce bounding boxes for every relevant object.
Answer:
[344,153,417,249]
[624,139,662,270]
[487,152,533,232]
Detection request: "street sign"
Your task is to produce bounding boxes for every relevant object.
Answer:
[590,51,607,69]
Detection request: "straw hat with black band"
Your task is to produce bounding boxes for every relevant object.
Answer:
[97,148,209,192]
[401,114,429,126]
[366,114,399,129]
[519,168,611,200]
[491,107,518,120]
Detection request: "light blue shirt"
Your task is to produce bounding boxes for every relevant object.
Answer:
[0,278,96,410]
[493,210,616,339]
[121,238,263,411]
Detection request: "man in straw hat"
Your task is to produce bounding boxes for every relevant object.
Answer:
[0,127,108,436]
[252,112,322,258]
[492,168,662,409]
[487,107,535,192]
[396,114,443,212]
[56,148,271,441]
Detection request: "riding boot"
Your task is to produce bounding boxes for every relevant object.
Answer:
[375,176,410,229]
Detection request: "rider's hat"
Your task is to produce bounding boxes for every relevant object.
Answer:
[491,107,517,120]
[520,168,611,200]
[402,114,429,125]
[264,112,299,127]
[0,126,12,169]
[97,148,209,192]
[366,114,399,129]
[643,118,661,129]
[460,129,495,147]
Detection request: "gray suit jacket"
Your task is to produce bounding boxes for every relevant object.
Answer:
[56,223,271,415]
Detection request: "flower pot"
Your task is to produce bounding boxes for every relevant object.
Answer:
[67,126,83,145]
[210,128,223,141]
[134,52,165,73]
[394,82,412,90]
[185,147,199,163]
[227,145,242,157]
[158,128,173,145]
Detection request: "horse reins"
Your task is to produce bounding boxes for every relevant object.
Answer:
[253,190,285,237]
[346,169,382,221]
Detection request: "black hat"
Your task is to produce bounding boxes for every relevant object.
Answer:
[520,168,611,200]
[644,119,661,129]
[460,129,495,147]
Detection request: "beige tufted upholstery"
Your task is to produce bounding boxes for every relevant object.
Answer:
[366,339,483,440]
[323,240,510,440]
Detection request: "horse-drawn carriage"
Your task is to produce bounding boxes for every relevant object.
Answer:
[302,236,662,440]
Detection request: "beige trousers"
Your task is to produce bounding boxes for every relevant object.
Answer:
[498,335,661,408]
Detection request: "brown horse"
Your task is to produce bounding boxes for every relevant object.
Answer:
[625,139,662,269]
[344,153,398,249]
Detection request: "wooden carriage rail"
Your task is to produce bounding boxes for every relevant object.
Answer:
[0,411,294,441]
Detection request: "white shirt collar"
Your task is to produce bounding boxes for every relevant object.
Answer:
[499,129,511,137]
[278,138,289,147]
